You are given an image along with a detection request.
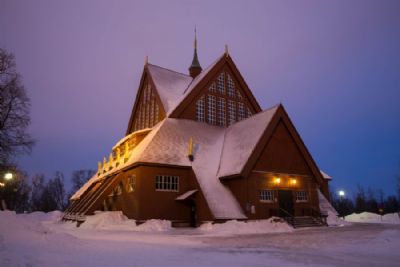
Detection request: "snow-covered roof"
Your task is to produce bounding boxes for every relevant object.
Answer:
[217,105,279,178]
[147,64,192,114]
[320,170,332,180]
[72,106,282,218]
[176,189,198,201]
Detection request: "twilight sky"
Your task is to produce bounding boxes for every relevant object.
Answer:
[1,0,399,197]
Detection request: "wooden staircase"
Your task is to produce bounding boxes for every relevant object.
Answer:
[280,208,328,228]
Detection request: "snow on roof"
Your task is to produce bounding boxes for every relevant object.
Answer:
[217,105,279,178]
[133,118,246,219]
[176,189,198,201]
[70,174,98,200]
[70,122,165,201]
[71,106,281,217]
[147,64,192,114]
[320,170,332,180]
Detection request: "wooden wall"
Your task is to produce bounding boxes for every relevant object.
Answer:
[101,165,213,223]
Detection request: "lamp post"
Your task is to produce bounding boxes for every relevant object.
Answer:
[0,171,14,210]
[338,190,345,219]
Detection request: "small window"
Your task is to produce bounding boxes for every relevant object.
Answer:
[228,100,236,125]
[207,95,217,125]
[209,82,216,93]
[237,102,245,121]
[260,190,274,202]
[296,191,308,202]
[115,183,123,195]
[217,73,225,95]
[196,95,205,122]
[227,74,235,97]
[155,175,179,192]
[217,97,226,127]
[126,175,136,192]
[246,107,252,118]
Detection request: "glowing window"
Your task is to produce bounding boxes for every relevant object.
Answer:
[126,175,136,193]
[208,95,217,125]
[196,95,205,122]
[228,100,236,125]
[155,103,159,123]
[217,97,226,127]
[114,183,123,196]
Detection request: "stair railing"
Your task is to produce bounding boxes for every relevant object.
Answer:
[279,207,295,226]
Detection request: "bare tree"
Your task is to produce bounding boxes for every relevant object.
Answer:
[0,48,34,166]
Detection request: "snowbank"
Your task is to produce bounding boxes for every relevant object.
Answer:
[345,212,400,224]
[78,211,172,232]
[199,217,293,235]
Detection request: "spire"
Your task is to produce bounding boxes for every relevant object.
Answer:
[189,27,202,78]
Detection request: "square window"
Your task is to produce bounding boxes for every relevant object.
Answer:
[296,191,308,202]
[260,190,274,202]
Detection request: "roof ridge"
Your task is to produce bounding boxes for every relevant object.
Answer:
[147,63,190,77]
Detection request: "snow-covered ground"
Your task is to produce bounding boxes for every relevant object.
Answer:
[1,211,400,267]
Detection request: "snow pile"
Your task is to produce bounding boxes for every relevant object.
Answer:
[199,218,293,235]
[317,189,349,226]
[345,212,400,224]
[136,219,172,232]
[76,211,172,232]
[325,210,350,226]
[80,211,137,230]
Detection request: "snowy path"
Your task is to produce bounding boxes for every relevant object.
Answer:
[199,224,400,267]
[1,212,399,267]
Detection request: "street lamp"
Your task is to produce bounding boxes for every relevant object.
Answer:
[338,190,345,197]
[4,172,13,181]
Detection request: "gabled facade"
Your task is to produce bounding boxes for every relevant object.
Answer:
[64,44,332,227]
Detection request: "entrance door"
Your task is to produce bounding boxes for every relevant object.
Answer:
[189,200,197,227]
[278,190,294,217]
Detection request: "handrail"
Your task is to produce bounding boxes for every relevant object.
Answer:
[279,207,293,218]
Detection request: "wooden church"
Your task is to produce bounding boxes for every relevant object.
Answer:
[64,36,332,227]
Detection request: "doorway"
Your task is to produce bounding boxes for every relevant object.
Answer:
[278,190,294,217]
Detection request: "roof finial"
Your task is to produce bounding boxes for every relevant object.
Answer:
[225,44,229,57]
[144,55,148,66]
[189,26,202,78]
[194,26,197,50]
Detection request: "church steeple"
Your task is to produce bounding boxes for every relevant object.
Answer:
[189,27,202,78]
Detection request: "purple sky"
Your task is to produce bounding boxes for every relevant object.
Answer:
[1,1,399,197]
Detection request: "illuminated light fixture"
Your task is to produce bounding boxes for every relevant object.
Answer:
[0,182,5,187]
[291,178,297,185]
[338,190,345,197]
[4,172,13,180]
[274,177,281,184]
[188,137,194,161]
[97,162,102,176]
